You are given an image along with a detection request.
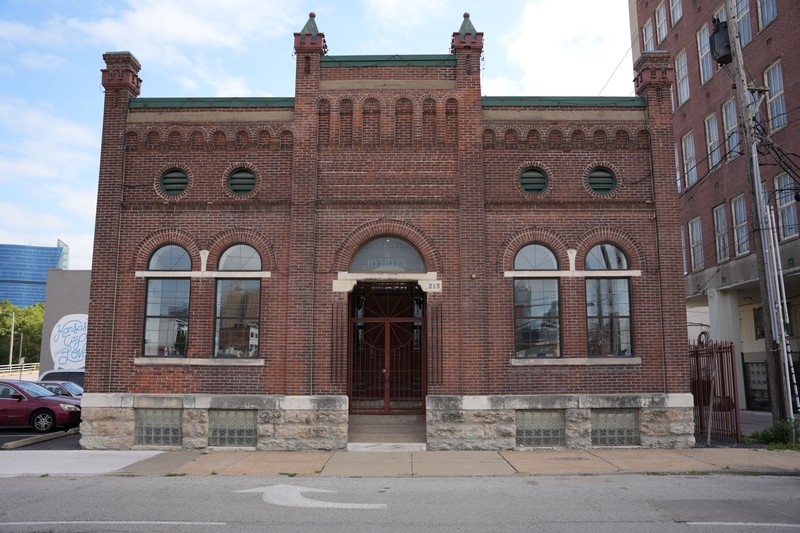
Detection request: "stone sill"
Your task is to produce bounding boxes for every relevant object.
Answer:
[510,357,641,366]
[134,357,265,366]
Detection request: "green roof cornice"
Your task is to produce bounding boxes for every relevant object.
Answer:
[482,96,646,108]
[321,54,455,67]
[129,97,295,109]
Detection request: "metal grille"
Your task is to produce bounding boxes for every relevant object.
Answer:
[208,410,257,447]
[591,409,640,446]
[134,409,182,446]
[516,410,565,447]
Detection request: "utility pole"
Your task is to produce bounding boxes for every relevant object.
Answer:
[725,0,785,423]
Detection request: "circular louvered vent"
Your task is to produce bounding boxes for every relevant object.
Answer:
[520,167,548,195]
[160,168,188,196]
[588,167,616,194]
[228,168,256,195]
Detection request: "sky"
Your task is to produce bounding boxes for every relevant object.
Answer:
[0,0,635,270]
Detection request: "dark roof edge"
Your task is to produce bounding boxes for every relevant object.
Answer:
[482,96,646,108]
[129,97,295,109]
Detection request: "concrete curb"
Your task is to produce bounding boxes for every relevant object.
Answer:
[0,426,79,450]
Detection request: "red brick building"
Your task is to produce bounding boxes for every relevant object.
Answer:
[81,13,693,450]
[630,0,800,412]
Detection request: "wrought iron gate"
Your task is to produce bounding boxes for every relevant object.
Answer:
[349,282,425,414]
[690,341,742,443]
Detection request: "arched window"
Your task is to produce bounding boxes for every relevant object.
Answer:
[514,244,559,358]
[144,245,190,357]
[215,245,261,358]
[585,244,632,357]
[350,237,425,273]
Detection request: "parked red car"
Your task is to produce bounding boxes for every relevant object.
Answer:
[0,380,81,432]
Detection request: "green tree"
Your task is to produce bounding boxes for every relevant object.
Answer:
[0,300,44,365]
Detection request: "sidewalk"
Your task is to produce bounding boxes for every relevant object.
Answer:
[2,446,800,478]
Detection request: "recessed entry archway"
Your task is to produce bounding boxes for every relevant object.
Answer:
[338,237,436,415]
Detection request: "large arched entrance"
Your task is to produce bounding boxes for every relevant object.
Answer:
[347,238,427,414]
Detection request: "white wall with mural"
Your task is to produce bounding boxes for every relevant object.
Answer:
[50,313,87,369]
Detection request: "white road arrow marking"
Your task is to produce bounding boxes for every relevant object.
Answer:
[234,484,387,509]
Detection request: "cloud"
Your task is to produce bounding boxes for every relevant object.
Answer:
[497,1,634,97]
[18,52,67,70]
[363,0,450,28]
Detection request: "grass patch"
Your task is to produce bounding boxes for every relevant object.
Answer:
[744,419,800,450]
[279,472,297,477]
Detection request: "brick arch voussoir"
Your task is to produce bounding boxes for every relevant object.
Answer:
[205,227,277,272]
[333,219,442,274]
[133,229,202,271]
[498,226,570,272]
[575,227,647,271]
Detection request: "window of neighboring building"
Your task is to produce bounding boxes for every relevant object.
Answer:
[754,307,765,339]
[144,245,190,357]
[680,227,688,274]
[689,217,704,271]
[675,50,690,105]
[215,244,261,358]
[697,24,713,84]
[776,173,799,240]
[705,112,722,170]
[656,2,668,43]
[670,0,682,24]
[642,19,654,51]
[758,0,777,29]
[737,0,752,46]
[723,98,740,160]
[514,244,560,358]
[585,244,632,357]
[765,61,787,132]
[732,194,749,255]
[714,204,730,263]
[682,131,697,186]
[675,144,682,192]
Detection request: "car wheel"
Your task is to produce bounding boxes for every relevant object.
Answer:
[31,410,56,433]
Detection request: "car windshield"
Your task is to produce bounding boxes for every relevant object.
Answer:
[61,382,83,395]
[16,381,56,398]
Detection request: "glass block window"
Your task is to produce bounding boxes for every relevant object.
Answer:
[732,194,749,255]
[670,0,682,24]
[160,168,188,196]
[775,173,799,240]
[591,409,640,446]
[675,50,689,106]
[227,168,256,195]
[758,0,777,29]
[697,25,713,85]
[209,410,257,447]
[765,61,787,132]
[705,112,721,170]
[135,409,183,446]
[723,98,740,160]
[642,19,654,51]
[714,204,730,263]
[689,217,704,271]
[520,167,548,195]
[656,2,668,43]
[682,132,697,186]
[516,410,565,447]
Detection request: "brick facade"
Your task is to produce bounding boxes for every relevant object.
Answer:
[81,14,693,450]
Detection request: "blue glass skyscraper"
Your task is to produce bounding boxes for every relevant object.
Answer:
[0,241,69,307]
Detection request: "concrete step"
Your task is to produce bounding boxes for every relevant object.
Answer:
[346,442,427,452]
[348,414,427,444]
